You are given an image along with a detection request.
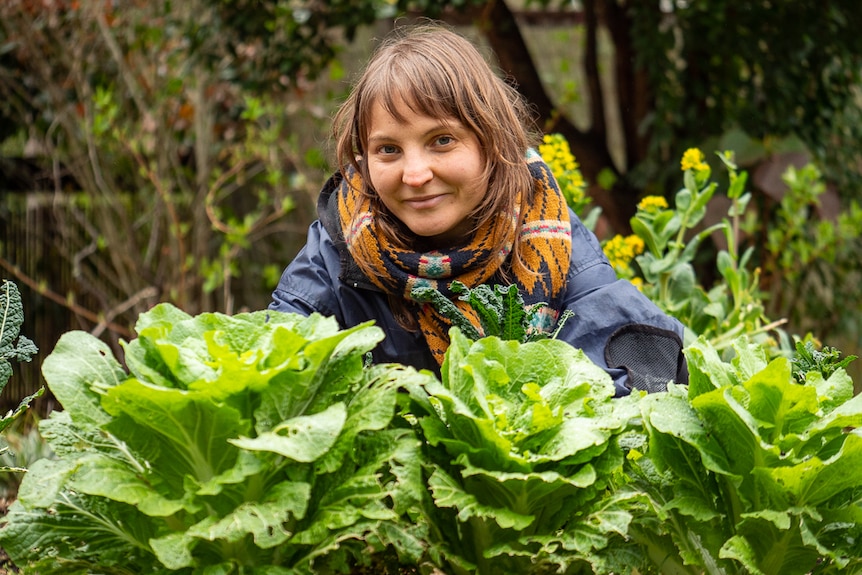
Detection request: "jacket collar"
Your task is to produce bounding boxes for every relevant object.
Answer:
[317,171,381,291]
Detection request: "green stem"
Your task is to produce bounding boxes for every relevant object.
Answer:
[627,524,698,575]
[469,516,496,575]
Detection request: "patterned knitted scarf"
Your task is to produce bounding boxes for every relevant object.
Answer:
[337,151,572,365]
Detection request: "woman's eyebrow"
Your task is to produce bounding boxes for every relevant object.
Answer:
[368,122,460,145]
[367,133,396,144]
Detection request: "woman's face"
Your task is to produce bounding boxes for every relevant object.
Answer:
[366,96,487,248]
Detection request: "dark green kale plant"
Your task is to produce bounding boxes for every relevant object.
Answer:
[411,281,573,344]
[791,339,857,384]
[1,279,41,434]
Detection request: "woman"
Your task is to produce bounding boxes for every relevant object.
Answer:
[269,23,686,396]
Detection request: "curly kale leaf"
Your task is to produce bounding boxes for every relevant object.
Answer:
[791,339,857,384]
[410,281,572,344]
[1,279,39,393]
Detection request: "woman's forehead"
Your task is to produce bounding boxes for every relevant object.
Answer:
[366,86,456,126]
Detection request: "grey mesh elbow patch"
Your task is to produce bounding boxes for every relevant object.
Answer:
[605,324,688,393]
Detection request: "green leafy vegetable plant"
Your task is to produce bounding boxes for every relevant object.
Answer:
[411,281,573,344]
[791,339,858,385]
[403,327,644,575]
[0,279,41,436]
[0,303,435,574]
[628,336,862,575]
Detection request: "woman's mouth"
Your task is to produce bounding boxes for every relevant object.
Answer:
[405,194,447,210]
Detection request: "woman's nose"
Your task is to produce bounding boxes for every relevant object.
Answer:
[401,151,433,187]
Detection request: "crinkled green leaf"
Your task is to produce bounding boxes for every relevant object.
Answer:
[0,361,9,393]
[1,280,38,392]
[412,285,481,340]
[70,452,191,516]
[808,367,855,413]
[102,377,249,491]
[230,402,346,462]
[636,336,862,575]
[41,331,126,427]
[641,387,736,478]
[15,457,77,508]
[457,282,503,338]
[0,280,25,352]
[187,480,311,547]
[428,466,535,530]
[6,303,410,573]
[0,493,160,571]
[498,284,528,341]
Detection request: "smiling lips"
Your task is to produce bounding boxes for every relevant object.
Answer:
[404,193,448,209]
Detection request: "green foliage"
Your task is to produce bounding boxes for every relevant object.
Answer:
[628,337,862,574]
[759,162,862,342]
[0,1,325,327]
[411,281,574,343]
[0,417,54,496]
[614,149,785,353]
[630,2,862,194]
[0,304,434,573]
[0,279,41,436]
[0,280,36,392]
[791,339,858,385]
[2,300,861,574]
[204,0,379,88]
[403,328,643,574]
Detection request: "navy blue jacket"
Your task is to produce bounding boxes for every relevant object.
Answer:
[270,173,687,396]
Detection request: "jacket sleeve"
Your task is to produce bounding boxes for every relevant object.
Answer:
[269,220,342,319]
[555,212,687,397]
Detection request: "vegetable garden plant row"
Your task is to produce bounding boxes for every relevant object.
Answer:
[2,303,861,574]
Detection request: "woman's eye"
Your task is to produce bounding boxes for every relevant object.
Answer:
[378,144,398,155]
[435,135,454,146]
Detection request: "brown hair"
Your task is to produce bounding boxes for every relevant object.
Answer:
[332,23,538,326]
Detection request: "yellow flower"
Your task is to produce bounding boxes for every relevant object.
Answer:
[637,195,669,214]
[603,234,641,270]
[603,233,646,284]
[680,148,709,172]
[539,134,580,176]
[624,235,645,256]
[539,133,588,212]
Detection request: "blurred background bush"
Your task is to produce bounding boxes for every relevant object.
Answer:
[2,0,861,415]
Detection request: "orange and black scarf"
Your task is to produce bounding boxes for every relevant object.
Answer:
[337,151,572,364]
